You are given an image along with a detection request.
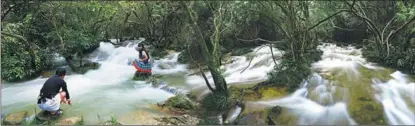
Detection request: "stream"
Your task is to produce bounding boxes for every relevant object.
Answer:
[2,41,415,125]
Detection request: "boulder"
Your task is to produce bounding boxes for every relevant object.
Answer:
[3,111,28,125]
[235,106,283,125]
[35,110,61,122]
[154,115,201,125]
[132,71,152,81]
[267,106,283,125]
[75,62,101,74]
[158,64,171,69]
[161,94,196,112]
[55,117,83,125]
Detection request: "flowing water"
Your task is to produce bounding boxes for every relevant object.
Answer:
[1,41,187,124]
[2,41,414,125]
[246,43,415,125]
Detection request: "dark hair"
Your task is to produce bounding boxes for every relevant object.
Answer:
[138,43,145,49]
[56,68,67,76]
[138,43,150,60]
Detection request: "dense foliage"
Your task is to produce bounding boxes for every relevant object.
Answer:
[2,1,414,87]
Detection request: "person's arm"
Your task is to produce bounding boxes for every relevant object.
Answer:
[140,52,148,61]
[62,81,70,100]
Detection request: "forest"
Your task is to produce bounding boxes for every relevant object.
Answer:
[1,0,415,125]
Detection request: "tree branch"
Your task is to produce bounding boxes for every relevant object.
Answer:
[306,9,348,31]
[330,19,363,31]
[387,16,415,41]
[187,43,215,92]
[235,34,286,44]
[269,43,278,66]
[240,46,267,74]
[381,15,397,44]
[1,31,28,42]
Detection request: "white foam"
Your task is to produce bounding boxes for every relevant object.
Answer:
[372,71,415,125]
[186,45,283,88]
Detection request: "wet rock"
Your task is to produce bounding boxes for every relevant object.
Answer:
[237,111,267,125]
[76,62,101,74]
[35,110,61,122]
[163,94,196,112]
[3,111,28,125]
[56,117,83,125]
[158,64,171,69]
[154,115,201,125]
[235,106,283,125]
[133,71,152,81]
[267,106,283,125]
[68,59,101,74]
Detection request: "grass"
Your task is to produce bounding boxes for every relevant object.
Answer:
[97,114,120,125]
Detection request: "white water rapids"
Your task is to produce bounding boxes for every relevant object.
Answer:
[2,41,414,125]
[1,41,187,124]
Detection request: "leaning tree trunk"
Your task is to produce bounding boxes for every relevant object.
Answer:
[184,1,228,94]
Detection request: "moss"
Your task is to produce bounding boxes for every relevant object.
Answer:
[201,92,234,111]
[259,87,288,100]
[132,71,151,81]
[165,94,195,110]
[229,85,289,102]
[74,62,101,74]
[334,66,393,125]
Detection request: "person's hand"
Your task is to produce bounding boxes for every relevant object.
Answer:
[67,99,72,105]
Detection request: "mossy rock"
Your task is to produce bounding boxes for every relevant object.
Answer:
[236,107,272,125]
[132,71,152,81]
[200,92,235,111]
[334,66,392,125]
[163,94,196,111]
[73,62,101,74]
[55,117,83,125]
[34,110,63,124]
[237,106,295,125]
[154,115,201,125]
[229,85,288,102]
[3,111,28,125]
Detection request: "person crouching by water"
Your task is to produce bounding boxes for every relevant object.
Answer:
[37,68,72,116]
[133,43,152,74]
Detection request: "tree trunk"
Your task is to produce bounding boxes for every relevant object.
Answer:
[184,2,228,94]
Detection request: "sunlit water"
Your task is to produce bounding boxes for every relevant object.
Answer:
[1,41,187,124]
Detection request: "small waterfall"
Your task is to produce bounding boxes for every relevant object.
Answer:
[224,105,242,124]
[187,45,284,95]
[1,41,184,124]
[372,71,415,125]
